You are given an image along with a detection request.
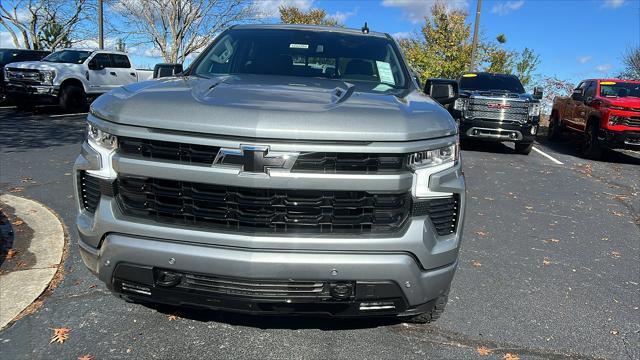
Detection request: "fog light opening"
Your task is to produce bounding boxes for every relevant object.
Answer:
[156,270,182,287]
[329,281,354,300]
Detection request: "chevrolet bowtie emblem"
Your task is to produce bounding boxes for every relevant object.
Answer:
[213,145,298,176]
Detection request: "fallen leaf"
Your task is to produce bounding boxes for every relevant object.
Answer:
[525,206,533,210]
[20,176,33,183]
[5,249,18,259]
[16,260,27,268]
[475,230,489,237]
[543,258,551,266]
[167,314,180,321]
[11,219,24,226]
[544,238,560,244]
[9,187,23,193]
[88,284,97,289]
[126,348,133,353]
[50,327,70,344]
[611,251,621,258]
[77,355,95,360]
[476,346,493,356]
[471,260,482,268]
[611,210,624,217]
[503,354,520,360]
[610,329,619,335]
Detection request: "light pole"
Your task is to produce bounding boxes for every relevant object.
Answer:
[98,0,104,49]
[470,0,482,71]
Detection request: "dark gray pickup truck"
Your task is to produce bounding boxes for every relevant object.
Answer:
[74,24,466,323]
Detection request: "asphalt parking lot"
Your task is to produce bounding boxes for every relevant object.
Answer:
[0,107,638,360]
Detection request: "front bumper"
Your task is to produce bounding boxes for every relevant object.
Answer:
[5,82,58,103]
[600,129,640,149]
[458,118,536,143]
[74,124,466,316]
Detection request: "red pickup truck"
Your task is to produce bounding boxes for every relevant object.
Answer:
[549,79,639,159]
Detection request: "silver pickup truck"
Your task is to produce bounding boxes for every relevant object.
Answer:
[74,24,466,323]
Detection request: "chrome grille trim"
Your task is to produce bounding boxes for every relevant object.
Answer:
[465,97,529,123]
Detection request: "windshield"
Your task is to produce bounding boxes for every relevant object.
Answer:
[42,50,92,64]
[193,29,408,89]
[459,73,525,93]
[600,81,640,98]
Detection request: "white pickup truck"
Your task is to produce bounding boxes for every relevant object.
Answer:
[4,49,153,111]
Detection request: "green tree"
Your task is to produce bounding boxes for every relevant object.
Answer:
[514,47,540,87]
[38,15,72,51]
[398,2,472,79]
[279,6,339,26]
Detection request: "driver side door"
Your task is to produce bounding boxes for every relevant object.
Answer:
[87,53,115,94]
[573,81,596,131]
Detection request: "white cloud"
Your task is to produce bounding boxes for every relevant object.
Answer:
[596,63,612,72]
[329,9,357,23]
[491,1,525,16]
[253,0,314,19]
[382,0,468,24]
[603,0,625,8]
[577,55,592,64]
[392,31,411,39]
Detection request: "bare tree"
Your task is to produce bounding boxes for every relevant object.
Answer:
[0,0,87,50]
[619,46,640,80]
[112,0,253,63]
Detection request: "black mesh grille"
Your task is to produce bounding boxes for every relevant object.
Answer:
[79,171,101,213]
[118,137,407,173]
[413,196,459,236]
[292,153,405,173]
[116,176,411,234]
[119,137,221,165]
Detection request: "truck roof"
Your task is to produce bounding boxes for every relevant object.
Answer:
[230,24,389,39]
[583,78,640,83]
[55,48,130,56]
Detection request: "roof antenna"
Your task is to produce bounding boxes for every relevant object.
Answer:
[361,22,369,34]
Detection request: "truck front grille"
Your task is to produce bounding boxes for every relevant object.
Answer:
[179,273,333,299]
[620,116,640,128]
[5,67,42,84]
[116,176,411,234]
[118,137,406,173]
[466,98,529,123]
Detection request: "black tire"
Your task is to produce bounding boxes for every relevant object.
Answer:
[515,142,533,155]
[59,84,87,113]
[582,122,603,160]
[547,113,562,141]
[401,292,449,324]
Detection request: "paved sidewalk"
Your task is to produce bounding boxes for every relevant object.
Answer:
[0,194,65,329]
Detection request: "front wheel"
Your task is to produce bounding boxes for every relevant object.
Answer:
[582,122,603,160]
[401,292,449,324]
[59,84,87,113]
[515,142,533,155]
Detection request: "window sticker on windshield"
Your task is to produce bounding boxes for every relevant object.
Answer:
[462,73,477,77]
[373,84,393,92]
[290,43,309,49]
[376,61,395,85]
[600,81,616,85]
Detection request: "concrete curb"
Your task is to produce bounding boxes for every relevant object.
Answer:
[0,194,65,330]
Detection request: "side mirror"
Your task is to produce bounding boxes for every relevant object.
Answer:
[584,96,593,104]
[424,78,459,105]
[571,89,583,101]
[533,86,543,100]
[88,60,104,71]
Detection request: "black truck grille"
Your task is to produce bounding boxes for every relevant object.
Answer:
[621,116,640,128]
[466,98,529,123]
[180,273,332,299]
[116,176,411,234]
[413,196,460,236]
[118,137,407,173]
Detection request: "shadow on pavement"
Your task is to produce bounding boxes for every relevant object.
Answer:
[535,128,640,166]
[146,302,401,330]
[0,107,86,152]
[460,139,520,155]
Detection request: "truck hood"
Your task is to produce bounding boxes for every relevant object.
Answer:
[91,74,457,142]
[5,61,82,72]
[605,97,640,108]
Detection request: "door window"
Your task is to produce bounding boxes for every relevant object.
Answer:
[93,53,112,68]
[111,54,131,68]
[584,81,596,100]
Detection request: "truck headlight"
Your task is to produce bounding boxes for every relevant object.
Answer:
[39,70,55,85]
[409,141,459,198]
[528,103,541,117]
[453,98,467,111]
[87,123,117,151]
